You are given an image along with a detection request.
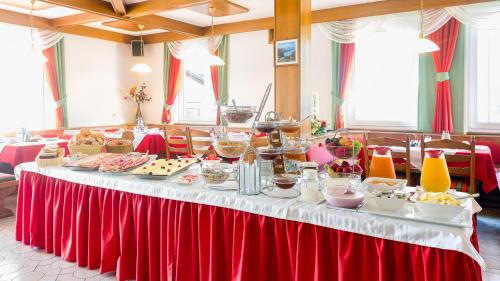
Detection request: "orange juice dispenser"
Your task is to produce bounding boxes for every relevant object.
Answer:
[369,147,396,179]
[420,149,451,192]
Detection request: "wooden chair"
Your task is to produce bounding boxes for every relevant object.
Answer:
[421,137,476,193]
[187,128,215,156]
[121,131,135,142]
[0,173,17,219]
[164,127,191,159]
[363,133,412,185]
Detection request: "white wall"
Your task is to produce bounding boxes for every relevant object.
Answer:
[63,25,332,127]
[228,30,275,115]
[65,35,132,127]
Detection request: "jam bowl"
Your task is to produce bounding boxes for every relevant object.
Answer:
[220,106,256,123]
[273,174,298,189]
[255,121,279,133]
[278,120,301,134]
[257,147,282,160]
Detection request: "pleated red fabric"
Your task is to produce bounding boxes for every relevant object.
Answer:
[16,171,482,281]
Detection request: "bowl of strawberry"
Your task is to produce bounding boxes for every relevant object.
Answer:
[324,161,363,178]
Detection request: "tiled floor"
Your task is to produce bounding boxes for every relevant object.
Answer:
[1,194,500,280]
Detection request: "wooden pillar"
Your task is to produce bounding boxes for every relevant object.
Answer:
[274,0,311,137]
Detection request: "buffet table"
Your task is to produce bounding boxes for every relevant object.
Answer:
[15,163,484,281]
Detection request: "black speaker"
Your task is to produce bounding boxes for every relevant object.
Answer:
[131,40,144,57]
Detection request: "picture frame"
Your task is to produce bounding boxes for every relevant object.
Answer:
[275,39,298,66]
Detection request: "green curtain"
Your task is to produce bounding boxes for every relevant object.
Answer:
[55,39,68,128]
[418,23,465,133]
[331,41,341,129]
[162,43,171,124]
[216,35,229,125]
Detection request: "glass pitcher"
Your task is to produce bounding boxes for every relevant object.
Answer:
[420,149,451,192]
[369,147,396,179]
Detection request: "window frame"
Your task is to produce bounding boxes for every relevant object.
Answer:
[465,27,500,133]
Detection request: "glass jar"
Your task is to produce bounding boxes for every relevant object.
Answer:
[369,146,396,179]
[300,169,323,203]
[420,149,451,192]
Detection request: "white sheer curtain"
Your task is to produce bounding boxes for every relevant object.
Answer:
[34,29,64,50]
[167,35,223,60]
[318,2,500,43]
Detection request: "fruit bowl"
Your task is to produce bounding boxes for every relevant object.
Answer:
[324,160,363,175]
[325,143,356,160]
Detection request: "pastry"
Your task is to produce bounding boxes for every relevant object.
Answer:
[133,158,198,176]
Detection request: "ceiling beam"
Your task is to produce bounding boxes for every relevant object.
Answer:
[125,0,211,18]
[50,13,108,27]
[143,0,494,43]
[109,0,127,16]
[0,8,134,43]
[311,0,495,23]
[41,0,205,36]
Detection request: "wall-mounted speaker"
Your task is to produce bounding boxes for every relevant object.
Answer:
[131,40,144,57]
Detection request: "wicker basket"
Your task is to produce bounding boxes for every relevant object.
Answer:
[36,148,65,167]
[106,139,133,154]
[68,143,104,155]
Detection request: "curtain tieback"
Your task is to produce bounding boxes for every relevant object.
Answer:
[436,72,450,82]
[165,104,172,110]
[55,99,66,108]
[331,94,344,107]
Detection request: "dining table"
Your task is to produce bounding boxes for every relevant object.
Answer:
[14,162,484,281]
[358,145,499,193]
[0,139,69,169]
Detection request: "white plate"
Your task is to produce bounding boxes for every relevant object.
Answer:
[261,187,300,199]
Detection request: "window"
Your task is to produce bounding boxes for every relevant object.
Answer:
[173,56,217,124]
[0,23,55,132]
[346,30,420,129]
[467,28,500,131]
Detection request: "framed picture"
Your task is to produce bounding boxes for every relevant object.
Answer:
[275,39,298,65]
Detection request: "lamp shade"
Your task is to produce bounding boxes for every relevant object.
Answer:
[131,62,152,73]
[416,37,440,53]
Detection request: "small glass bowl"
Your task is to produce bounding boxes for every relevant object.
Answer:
[273,174,298,189]
[257,147,282,160]
[255,121,279,133]
[278,120,301,134]
[220,106,256,123]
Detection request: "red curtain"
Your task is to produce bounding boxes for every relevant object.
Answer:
[16,170,483,281]
[429,18,460,133]
[161,54,182,124]
[335,43,355,129]
[42,47,64,128]
[210,52,220,125]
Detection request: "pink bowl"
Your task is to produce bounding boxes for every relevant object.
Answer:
[323,187,364,208]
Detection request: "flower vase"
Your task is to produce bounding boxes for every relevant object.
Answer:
[135,103,143,121]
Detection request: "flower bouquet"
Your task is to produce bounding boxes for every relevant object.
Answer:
[125,84,151,122]
[311,118,327,136]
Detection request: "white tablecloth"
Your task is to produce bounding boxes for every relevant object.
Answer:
[15,162,485,269]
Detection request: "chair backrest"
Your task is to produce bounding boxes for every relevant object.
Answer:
[187,128,215,156]
[421,137,476,193]
[164,127,191,159]
[121,131,135,141]
[363,133,412,184]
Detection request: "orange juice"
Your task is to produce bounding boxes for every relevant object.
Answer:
[369,155,396,179]
[420,150,451,192]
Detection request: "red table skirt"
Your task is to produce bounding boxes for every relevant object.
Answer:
[135,134,166,156]
[16,171,482,281]
[0,142,69,168]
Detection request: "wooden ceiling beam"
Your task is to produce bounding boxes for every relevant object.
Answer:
[41,0,205,36]
[125,0,211,18]
[0,8,134,43]
[109,0,127,16]
[50,13,108,27]
[311,0,495,23]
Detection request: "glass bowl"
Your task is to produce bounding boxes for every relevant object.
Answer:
[221,106,256,123]
[278,120,301,134]
[212,133,250,158]
[201,163,233,184]
[273,174,298,189]
[257,147,282,160]
[255,121,279,133]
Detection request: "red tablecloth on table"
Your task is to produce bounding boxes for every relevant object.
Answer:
[16,170,482,281]
[0,142,68,168]
[134,134,166,155]
[358,147,499,193]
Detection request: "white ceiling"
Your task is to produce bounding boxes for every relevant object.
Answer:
[0,0,381,35]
